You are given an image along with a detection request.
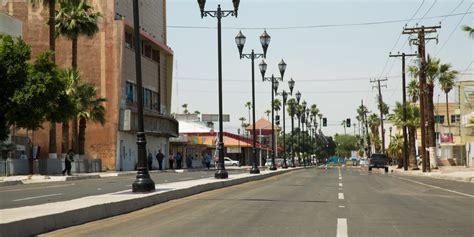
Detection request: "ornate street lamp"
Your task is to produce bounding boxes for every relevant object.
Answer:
[281,90,288,168]
[296,90,301,104]
[197,0,240,179]
[289,99,296,168]
[260,60,286,171]
[235,30,270,174]
[131,0,155,192]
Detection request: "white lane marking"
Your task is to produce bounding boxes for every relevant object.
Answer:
[338,205,345,208]
[0,183,75,193]
[339,177,342,180]
[337,218,348,237]
[97,188,102,191]
[13,193,63,202]
[339,183,343,187]
[396,176,474,198]
[338,193,344,200]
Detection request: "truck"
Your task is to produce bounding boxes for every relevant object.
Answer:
[368,153,389,172]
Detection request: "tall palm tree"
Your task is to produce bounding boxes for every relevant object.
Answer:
[273,99,281,114]
[389,102,420,169]
[244,101,252,123]
[368,113,381,152]
[182,104,189,114]
[462,25,474,38]
[58,69,80,154]
[387,134,404,165]
[55,0,101,154]
[265,110,271,121]
[310,104,319,124]
[438,64,458,130]
[407,79,420,103]
[238,117,246,130]
[76,83,106,156]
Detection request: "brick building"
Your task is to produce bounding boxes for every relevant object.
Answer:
[1,0,178,171]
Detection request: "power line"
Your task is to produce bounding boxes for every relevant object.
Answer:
[441,0,464,23]
[174,75,401,82]
[416,0,438,25]
[177,89,399,94]
[436,3,473,56]
[168,12,472,30]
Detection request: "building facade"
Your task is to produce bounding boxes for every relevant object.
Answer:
[1,0,178,171]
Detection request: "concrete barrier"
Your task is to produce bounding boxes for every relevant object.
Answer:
[0,168,303,236]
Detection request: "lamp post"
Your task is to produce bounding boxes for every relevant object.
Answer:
[197,0,240,179]
[301,101,307,167]
[235,30,270,174]
[306,116,311,166]
[295,91,301,166]
[259,59,287,171]
[132,0,155,192]
[287,78,295,167]
[281,90,288,168]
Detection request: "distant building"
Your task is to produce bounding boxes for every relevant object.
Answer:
[0,12,22,37]
[1,1,178,171]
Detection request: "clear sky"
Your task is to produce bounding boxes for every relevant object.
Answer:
[167,0,473,136]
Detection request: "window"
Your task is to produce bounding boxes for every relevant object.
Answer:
[451,115,461,123]
[125,32,133,49]
[126,82,135,104]
[152,91,159,111]
[143,88,152,110]
[143,43,152,58]
[435,115,445,124]
[152,49,160,63]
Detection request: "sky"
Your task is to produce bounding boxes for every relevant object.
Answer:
[166,0,473,136]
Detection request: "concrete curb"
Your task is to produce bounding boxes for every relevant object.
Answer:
[0,167,304,236]
[0,181,22,187]
[390,168,474,183]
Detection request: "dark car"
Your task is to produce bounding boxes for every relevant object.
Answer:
[369,153,389,172]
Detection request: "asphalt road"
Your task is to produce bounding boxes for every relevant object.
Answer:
[41,167,474,237]
[0,169,245,209]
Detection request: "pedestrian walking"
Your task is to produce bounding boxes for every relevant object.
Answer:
[186,154,193,169]
[147,152,153,171]
[62,149,74,176]
[169,152,175,169]
[156,149,164,170]
[205,153,212,169]
[176,152,183,169]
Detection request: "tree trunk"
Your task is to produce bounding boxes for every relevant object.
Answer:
[78,117,86,156]
[427,84,437,169]
[71,118,78,153]
[48,0,57,159]
[445,92,450,132]
[61,120,69,155]
[72,38,77,69]
[409,126,419,170]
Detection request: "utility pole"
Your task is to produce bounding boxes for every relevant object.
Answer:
[371,78,388,154]
[390,52,417,171]
[362,100,371,157]
[403,25,440,172]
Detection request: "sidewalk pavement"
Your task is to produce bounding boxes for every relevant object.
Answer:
[0,166,253,186]
[0,167,303,237]
[389,165,474,183]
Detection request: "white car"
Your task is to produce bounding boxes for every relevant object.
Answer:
[224,157,239,166]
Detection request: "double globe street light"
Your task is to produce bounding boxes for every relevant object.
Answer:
[235,30,270,174]
[197,0,240,179]
[259,59,286,170]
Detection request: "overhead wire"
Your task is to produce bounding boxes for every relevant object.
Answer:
[436,2,473,56]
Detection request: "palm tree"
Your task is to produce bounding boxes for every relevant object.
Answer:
[76,83,106,156]
[273,99,281,114]
[245,101,252,123]
[310,104,319,124]
[438,65,458,130]
[407,79,420,103]
[265,110,271,121]
[462,25,474,38]
[55,0,101,154]
[389,102,420,169]
[58,69,80,154]
[387,134,404,166]
[182,104,189,114]
[238,117,246,130]
[194,111,200,115]
[368,113,381,152]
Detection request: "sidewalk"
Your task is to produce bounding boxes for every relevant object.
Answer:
[389,165,474,183]
[0,167,303,236]
[0,166,252,186]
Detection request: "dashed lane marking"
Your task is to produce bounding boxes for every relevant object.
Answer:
[13,193,63,202]
[337,218,348,237]
[339,183,343,187]
[338,193,344,200]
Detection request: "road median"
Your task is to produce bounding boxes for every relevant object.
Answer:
[0,167,303,237]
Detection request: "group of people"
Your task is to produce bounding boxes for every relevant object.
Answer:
[147,151,213,170]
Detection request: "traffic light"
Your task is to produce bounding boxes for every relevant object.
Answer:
[323,117,327,127]
[346,118,351,127]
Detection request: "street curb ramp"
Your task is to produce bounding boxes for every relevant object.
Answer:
[0,168,301,236]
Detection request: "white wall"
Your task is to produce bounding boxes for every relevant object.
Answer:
[116,132,169,171]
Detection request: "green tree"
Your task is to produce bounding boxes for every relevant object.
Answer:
[334,134,358,158]
[273,99,281,114]
[368,113,381,152]
[244,101,252,123]
[55,0,101,154]
[407,79,419,103]
[182,104,189,114]
[265,110,271,121]
[387,134,403,165]
[194,111,200,115]
[438,64,459,130]
[462,25,474,38]
[0,35,31,140]
[76,83,106,156]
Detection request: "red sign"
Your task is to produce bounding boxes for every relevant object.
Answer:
[440,133,454,143]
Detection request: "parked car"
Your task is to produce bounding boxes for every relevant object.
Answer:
[369,153,389,172]
[359,159,369,166]
[224,157,239,166]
